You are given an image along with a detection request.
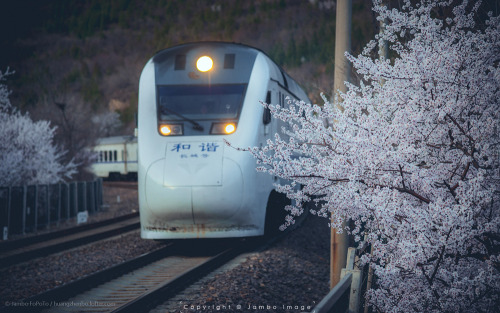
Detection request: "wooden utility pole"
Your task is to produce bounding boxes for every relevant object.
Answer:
[333,0,352,97]
[331,0,352,289]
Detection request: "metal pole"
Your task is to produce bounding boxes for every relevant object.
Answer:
[362,10,389,311]
[57,183,61,226]
[46,184,50,228]
[65,183,70,219]
[34,185,38,232]
[22,185,27,235]
[5,187,12,240]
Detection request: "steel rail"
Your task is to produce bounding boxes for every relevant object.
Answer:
[1,209,311,312]
[0,212,139,252]
[0,213,140,268]
[102,181,138,190]
[112,245,246,313]
[0,244,175,313]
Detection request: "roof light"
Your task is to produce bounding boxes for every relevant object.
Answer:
[196,56,213,72]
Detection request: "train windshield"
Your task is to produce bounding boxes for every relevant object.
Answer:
[157,84,247,121]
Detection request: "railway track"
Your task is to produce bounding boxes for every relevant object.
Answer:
[0,213,140,269]
[102,181,137,190]
[5,239,252,313]
[0,198,308,313]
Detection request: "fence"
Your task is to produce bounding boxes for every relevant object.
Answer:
[0,179,103,240]
[312,247,370,313]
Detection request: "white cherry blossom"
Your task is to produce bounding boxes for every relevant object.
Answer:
[244,1,499,311]
[0,70,76,186]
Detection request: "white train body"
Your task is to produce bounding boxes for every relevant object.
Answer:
[92,136,138,180]
[138,42,309,239]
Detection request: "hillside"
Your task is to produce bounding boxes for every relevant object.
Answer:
[0,0,375,177]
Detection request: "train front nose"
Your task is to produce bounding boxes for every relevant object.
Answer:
[163,141,225,187]
[191,157,244,224]
[143,141,246,236]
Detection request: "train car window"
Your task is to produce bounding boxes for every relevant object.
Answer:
[99,151,103,162]
[157,84,246,121]
[263,91,271,125]
[104,151,108,162]
[114,151,118,161]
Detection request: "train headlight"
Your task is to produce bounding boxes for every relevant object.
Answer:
[159,125,171,135]
[224,123,236,134]
[211,122,236,135]
[196,56,213,72]
[159,124,183,136]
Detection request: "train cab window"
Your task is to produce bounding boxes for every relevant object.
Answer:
[157,84,246,121]
[263,91,271,125]
[175,55,186,70]
[281,71,288,89]
[224,54,235,69]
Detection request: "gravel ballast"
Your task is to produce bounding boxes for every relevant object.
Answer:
[159,214,331,313]
[0,184,332,312]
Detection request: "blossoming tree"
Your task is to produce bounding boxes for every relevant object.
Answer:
[247,0,499,311]
[0,70,76,186]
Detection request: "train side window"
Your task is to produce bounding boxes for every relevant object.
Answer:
[263,91,271,125]
[114,151,117,161]
[278,91,285,106]
[104,151,108,162]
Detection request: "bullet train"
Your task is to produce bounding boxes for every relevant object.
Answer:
[138,42,309,239]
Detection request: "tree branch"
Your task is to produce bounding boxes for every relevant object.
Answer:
[399,164,406,189]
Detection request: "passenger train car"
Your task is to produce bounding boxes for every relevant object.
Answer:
[138,42,309,239]
[91,136,138,180]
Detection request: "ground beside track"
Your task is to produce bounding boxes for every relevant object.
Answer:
[1,183,331,312]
